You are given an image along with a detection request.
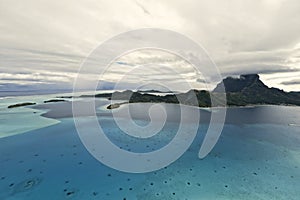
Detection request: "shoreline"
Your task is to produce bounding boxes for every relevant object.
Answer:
[5,99,300,111]
[105,101,300,110]
[1,99,300,139]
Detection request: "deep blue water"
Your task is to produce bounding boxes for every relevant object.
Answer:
[0,104,299,199]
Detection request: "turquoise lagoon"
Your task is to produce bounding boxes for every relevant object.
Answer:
[0,94,299,199]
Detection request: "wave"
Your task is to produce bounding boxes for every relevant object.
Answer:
[288,123,300,127]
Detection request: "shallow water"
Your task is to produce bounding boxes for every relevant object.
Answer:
[0,96,299,200]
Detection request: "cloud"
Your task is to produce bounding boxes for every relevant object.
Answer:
[0,0,300,92]
[135,0,151,15]
[221,64,299,77]
[281,79,300,85]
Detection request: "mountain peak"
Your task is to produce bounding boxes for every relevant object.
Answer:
[214,73,264,93]
[240,74,259,81]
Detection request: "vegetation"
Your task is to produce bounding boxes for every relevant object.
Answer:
[44,99,66,103]
[215,74,300,106]
[106,102,128,109]
[60,74,300,108]
[8,102,36,108]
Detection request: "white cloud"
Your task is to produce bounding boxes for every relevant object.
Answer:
[0,0,299,92]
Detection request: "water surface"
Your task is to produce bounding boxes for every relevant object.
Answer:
[0,95,299,199]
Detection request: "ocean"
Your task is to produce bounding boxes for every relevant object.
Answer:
[0,94,299,199]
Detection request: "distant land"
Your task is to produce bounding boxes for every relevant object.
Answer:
[7,74,300,109]
[214,74,300,106]
[7,102,36,108]
[74,74,300,108]
[0,89,72,98]
[44,99,66,103]
[137,89,175,93]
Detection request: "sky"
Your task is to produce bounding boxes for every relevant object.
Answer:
[0,0,300,92]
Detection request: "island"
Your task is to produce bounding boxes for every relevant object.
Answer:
[8,102,36,109]
[44,99,66,103]
[214,74,300,106]
[137,89,175,93]
[59,74,300,109]
[106,102,128,109]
